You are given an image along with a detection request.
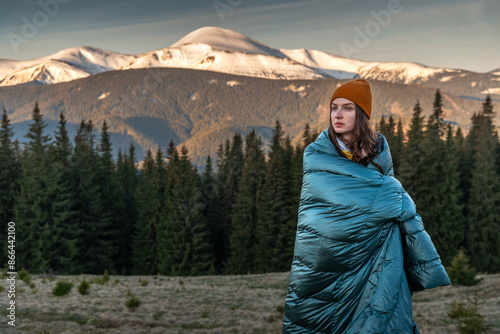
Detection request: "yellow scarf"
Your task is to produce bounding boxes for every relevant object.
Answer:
[342,150,353,160]
[337,138,353,160]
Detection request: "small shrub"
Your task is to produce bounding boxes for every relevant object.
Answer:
[125,296,142,311]
[78,279,90,295]
[41,278,47,284]
[101,270,110,284]
[201,309,210,318]
[276,305,285,313]
[126,289,133,297]
[448,290,490,334]
[153,311,164,320]
[52,281,74,296]
[267,314,277,322]
[18,267,31,284]
[446,249,481,286]
[29,282,36,289]
[140,279,148,287]
[113,279,120,286]
[0,286,4,293]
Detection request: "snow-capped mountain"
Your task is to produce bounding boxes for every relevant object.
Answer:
[0,46,135,86]
[0,26,497,94]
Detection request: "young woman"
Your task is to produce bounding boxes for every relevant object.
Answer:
[282,79,450,334]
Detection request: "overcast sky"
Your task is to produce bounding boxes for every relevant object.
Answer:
[0,0,498,73]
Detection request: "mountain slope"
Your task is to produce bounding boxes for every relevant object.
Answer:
[1,67,496,168]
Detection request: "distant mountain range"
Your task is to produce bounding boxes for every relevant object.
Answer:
[1,27,499,94]
[0,27,498,167]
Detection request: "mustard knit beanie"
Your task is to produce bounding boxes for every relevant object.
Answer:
[330,79,372,119]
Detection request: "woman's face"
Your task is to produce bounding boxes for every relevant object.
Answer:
[331,97,356,142]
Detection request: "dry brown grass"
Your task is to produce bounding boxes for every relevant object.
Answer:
[1,272,499,333]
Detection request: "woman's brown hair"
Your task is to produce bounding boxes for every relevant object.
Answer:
[328,104,384,174]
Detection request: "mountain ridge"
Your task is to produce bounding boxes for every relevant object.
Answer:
[1,27,497,98]
[1,67,497,168]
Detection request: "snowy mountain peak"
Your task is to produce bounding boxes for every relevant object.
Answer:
[0,27,493,88]
[171,26,286,58]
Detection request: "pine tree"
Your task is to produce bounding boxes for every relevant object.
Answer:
[0,109,21,266]
[71,120,114,274]
[399,101,426,202]
[132,149,161,274]
[15,103,54,272]
[214,134,244,267]
[114,143,138,274]
[438,124,464,264]
[158,143,214,275]
[227,130,267,273]
[256,120,293,272]
[417,90,462,265]
[391,118,405,177]
[377,116,387,135]
[466,96,500,272]
[96,121,122,273]
[200,155,224,272]
[284,123,316,263]
[46,112,80,273]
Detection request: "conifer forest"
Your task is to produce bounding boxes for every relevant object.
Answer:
[0,90,499,276]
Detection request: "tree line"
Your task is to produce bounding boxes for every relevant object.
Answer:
[0,90,499,276]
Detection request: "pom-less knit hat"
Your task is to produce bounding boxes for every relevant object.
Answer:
[330,79,372,119]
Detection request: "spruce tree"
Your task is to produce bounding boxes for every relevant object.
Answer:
[437,124,464,264]
[417,90,462,264]
[132,149,161,274]
[96,121,123,273]
[158,143,214,275]
[0,109,20,266]
[71,120,114,274]
[256,120,293,272]
[214,134,244,266]
[399,101,426,203]
[301,123,318,148]
[114,143,138,274]
[47,112,80,273]
[391,118,405,177]
[15,103,54,272]
[466,96,500,272]
[227,130,267,274]
[377,116,387,135]
[200,155,224,272]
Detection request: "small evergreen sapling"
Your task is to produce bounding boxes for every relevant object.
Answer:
[448,290,490,334]
[78,279,90,295]
[52,281,74,296]
[447,249,481,286]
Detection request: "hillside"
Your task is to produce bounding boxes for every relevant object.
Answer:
[0,67,497,167]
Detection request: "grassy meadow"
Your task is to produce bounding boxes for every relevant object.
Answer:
[0,272,499,333]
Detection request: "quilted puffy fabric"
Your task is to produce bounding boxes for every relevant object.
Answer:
[282,129,450,334]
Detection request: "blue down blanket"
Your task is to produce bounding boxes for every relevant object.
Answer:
[283,129,450,334]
